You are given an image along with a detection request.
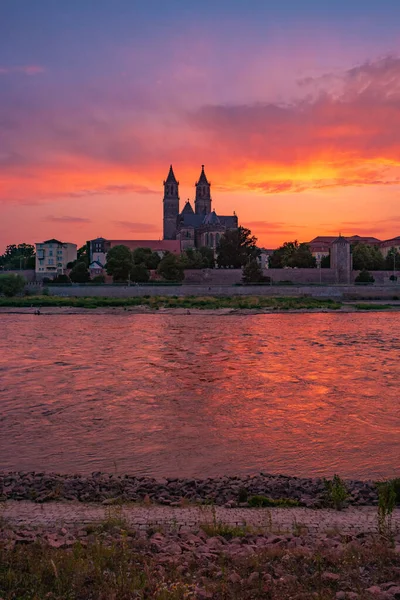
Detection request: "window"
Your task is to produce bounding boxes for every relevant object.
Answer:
[48,258,54,265]
[49,251,53,256]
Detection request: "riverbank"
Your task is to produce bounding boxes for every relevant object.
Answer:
[2,471,395,508]
[0,294,400,314]
[1,502,400,599]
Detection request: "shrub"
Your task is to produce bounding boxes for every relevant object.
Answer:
[324,475,348,510]
[91,275,105,284]
[355,269,375,283]
[377,480,397,539]
[248,495,300,508]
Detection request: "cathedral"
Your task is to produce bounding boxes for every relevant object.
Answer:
[163,165,238,251]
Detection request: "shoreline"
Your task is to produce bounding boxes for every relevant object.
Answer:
[1,303,400,315]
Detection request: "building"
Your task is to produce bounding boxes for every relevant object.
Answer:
[163,165,238,251]
[308,235,382,261]
[379,236,400,258]
[87,237,180,266]
[331,235,352,283]
[35,239,77,277]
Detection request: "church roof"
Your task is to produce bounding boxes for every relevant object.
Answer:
[202,210,220,225]
[181,200,194,215]
[196,165,209,185]
[165,164,178,184]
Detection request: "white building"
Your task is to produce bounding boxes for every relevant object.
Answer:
[35,239,77,277]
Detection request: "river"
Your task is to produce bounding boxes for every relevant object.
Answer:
[0,312,399,479]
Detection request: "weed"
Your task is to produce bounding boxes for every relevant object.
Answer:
[323,475,348,510]
[377,480,396,542]
[248,495,300,508]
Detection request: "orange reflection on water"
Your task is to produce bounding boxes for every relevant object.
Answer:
[0,313,399,479]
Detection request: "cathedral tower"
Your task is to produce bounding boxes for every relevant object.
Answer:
[195,165,211,215]
[163,165,179,240]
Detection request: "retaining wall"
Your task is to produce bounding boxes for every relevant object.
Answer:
[37,284,400,300]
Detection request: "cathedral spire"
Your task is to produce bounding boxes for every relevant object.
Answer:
[165,164,178,184]
[195,165,211,215]
[197,164,209,185]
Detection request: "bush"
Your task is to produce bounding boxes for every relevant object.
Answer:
[355,269,375,283]
[248,495,299,508]
[0,273,26,297]
[52,273,71,284]
[324,474,348,510]
[91,275,105,284]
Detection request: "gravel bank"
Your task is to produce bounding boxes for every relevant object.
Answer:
[0,471,382,507]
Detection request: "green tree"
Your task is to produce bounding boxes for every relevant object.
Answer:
[130,263,150,283]
[0,273,26,296]
[69,261,90,283]
[132,247,160,270]
[0,243,35,269]
[105,245,133,282]
[321,254,330,268]
[242,259,269,284]
[217,227,260,268]
[157,252,185,281]
[181,248,205,269]
[352,244,385,270]
[385,247,400,271]
[198,246,215,268]
[355,269,375,283]
[269,241,316,268]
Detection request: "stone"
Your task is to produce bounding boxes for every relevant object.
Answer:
[247,572,260,584]
[322,572,340,582]
[228,572,241,584]
[388,587,400,599]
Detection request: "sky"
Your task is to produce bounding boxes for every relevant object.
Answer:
[1,0,400,250]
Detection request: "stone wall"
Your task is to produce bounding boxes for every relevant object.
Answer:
[43,284,400,300]
[2,269,36,282]
[184,268,400,285]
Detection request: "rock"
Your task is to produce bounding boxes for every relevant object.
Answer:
[388,587,400,599]
[335,592,346,599]
[247,572,260,584]
[366,586,383,596]
[322,572,340,582]
[228,572,241,584]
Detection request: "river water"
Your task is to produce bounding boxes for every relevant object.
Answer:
[0,312,399,479]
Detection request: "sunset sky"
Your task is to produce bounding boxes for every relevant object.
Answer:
[1,0,400,250]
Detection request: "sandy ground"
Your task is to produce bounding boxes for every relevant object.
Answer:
[2,501,399,535]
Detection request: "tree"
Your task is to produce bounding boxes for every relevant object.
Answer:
[352,244,385,270]
[157,252,185,281]
[132,247,160,270]
[69,261,90,283]
[385,247,400,271]
[105,245,133,282]
[0,273,25,296]
[268,241,316,268]
[68,244,89,269]
[198,246,215,268]
[355,269,375,283]
[242,259,269,284]
[321,254,330,268]
[130,263,150,283]
[217,227,260,268]
[91,275,105,284]
[0,243,35,270]
[181,248,205,269]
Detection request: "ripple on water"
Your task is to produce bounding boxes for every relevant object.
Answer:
[0,312,399,480]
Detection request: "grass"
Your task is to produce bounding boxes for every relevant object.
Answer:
[354,303,395,310]
[0,294,343,311]
[0,532,399,599]
[247,495,300,508]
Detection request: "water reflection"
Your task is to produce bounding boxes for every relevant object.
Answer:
[0,313,399,479]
